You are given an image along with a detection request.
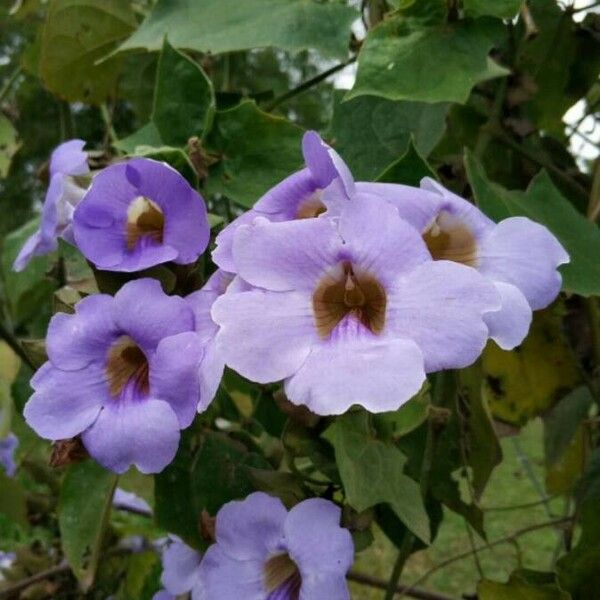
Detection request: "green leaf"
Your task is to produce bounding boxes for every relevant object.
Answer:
[0,471,27,526]
[190,432,271,515]
[466,150,600,297]
[479,569,571,599]
[324,411,430,543]
[118,0,358,59]
[1,217,55,328]
[557,448,600,598]
[328,91,447,181]
[154,431,270,550]
[40,0,137,104]
[206,101,303,208]
[482,306,582,426]
[544,386,593,467]
[516,0,577,135]
[459,365,502,498]
[151,39,215,147]
[0,115,20,179]
[114,123,163,154]
[376,138,438,186]
[58,461,118,586]
[349,16,508,104]
[463,0,522,19]
[373,385,430,440]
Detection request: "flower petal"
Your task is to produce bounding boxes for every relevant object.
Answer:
[285,499,353,581]
[50,139,89,177]
[212,289,315,383]
[387,261,500,371]
[24,362,106,440]
[47,294,118,371]
[477,216,569,310]
[299,575,350,600]
[212,211,258,272]
[338,196,430,285]
[200,545,265,600]
[197,340,225,412]
[125,159,209,264]
[112,279,195,351]
[284,334,426,415]
[354,182,443,232]
[161,537,202,595]
[216,492,287,561]
[253,169,321,217]
[82,399,180,474]
[420,177,494,238]
[484,281,532,350]
[150,332,204,428]
[232,216,341,292]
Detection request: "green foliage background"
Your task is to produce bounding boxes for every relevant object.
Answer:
[0,1,599,598]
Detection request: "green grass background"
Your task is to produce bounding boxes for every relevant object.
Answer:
[351,419,564,599]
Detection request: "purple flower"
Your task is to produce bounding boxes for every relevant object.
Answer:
[24,278,207,473]
[212,131,354,273]
[13,139,89,272]
[184,270,232,411]
[360,178,569,349]
[0,433,18,477]
[73,158,210,272]
[201,492,353,600]
[212,198,500,415]
[153,536,205,600]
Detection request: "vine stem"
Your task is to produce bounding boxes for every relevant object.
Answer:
[265,57,356,112]
[0,321,35,371]
[398,517,572,597]
[384,372,455,600]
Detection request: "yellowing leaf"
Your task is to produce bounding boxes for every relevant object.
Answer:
[482,306,581,426]
[0,342,21,384]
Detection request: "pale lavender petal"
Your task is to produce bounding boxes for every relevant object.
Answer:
[216,492,287,561]
[161,537,203,595]
[253,169,320,217]
[421,177,494,239]
[284,331,425,415]
[46,294,118,371]
[355,182,443,232]
[150,332,204,428]
[299,576,350,600]
[197,340,224,412]
[200,545,264,600]
[231,217,341,292]
[24,362,106,440]
[212,211,260,273]
[12,175,64,271]
[49,139,89,177]
[112,279,194,351]
[387,261,500,372]
[484,281,532,350]
[152,592,175,600]
[0,433,18,477]
[337,196,430,285]
[285,498,353,580]
[212,290,315,383]
[82,399,180,474]
[113,488,152,515]
[477,216,569,310]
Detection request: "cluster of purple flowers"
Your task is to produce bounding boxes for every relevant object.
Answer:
[15,131,567,599]
[152,493,354,600]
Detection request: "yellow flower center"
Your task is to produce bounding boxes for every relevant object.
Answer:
[422,212,478,266]
[264,553,301,599]
[313,262,386,339]
[126,196,165,250]
[106,336,150,398]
